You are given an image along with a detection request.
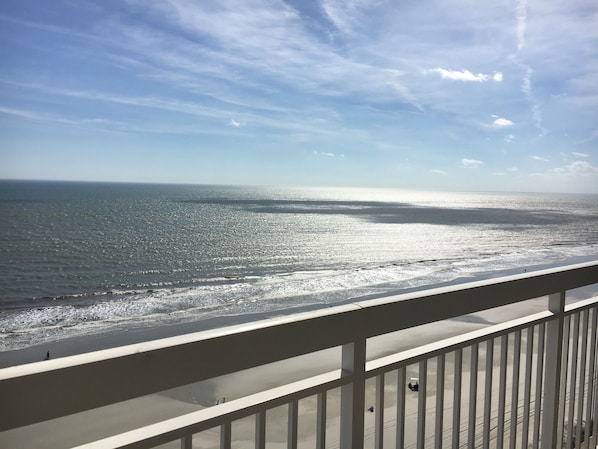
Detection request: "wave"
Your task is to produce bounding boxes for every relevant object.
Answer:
[1,244,596,352]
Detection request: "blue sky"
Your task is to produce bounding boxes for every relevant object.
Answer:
[1,0,597,193]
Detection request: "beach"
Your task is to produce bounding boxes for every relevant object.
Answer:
[0,293,571,449]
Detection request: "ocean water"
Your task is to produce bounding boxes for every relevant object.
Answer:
[1,180,597,352]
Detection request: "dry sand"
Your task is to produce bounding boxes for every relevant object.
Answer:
[2,286,596,449]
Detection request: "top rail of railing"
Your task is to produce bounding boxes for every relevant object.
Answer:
[1,260,597,431]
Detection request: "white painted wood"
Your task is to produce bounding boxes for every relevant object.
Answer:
[468,343,478,448]
[522,326,534,446]
[532,323,545,449]
[575,310,589,448]
[583,308,597,449]
[482,339,493,449]
[375,374,384,449]
[417,359,427,449]
[395,366,406,449]
[541,291,566,449]
[435,354,445,449]
[316,392,326,449]
[220,422,231,449]
[180,434,192,449]
[256,410,266,449]
[497,334,508,449]
[340,340,366,449]
[288,400,298,449]
[566,313,581,449]
[452,348,463,449]
[509,329,521,449]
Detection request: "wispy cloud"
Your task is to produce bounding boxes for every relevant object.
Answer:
[430,68,503,82]
[520,67,547,137]
[515,0,527,51]
[572,152,589,158]
[314,151,344,157]
[430,169,446,175]
[531,155,549,162]
[461,158,484,168]
[0,106,41,119]
[555,160,598,176]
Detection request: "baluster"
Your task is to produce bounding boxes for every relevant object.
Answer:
[417,359,427,449]
[575,310,588,448]
[584,308,598,449]
[181,434,192,449]
[288,400,298,449]
[558,314,572,445]
[468,343,479,448]
[497,334,508,449]
[396,366,406,449]
[435,354,445,449]
[221,422,232,449]
[256,410,266,449]
[509,330,521,449]
[532,323,545,449]
[316,391,327,449]
[375,373,385,449]
[482,339,494,449]
[522,326,535,446]
[452,348,463,449]
[566,313,580,449]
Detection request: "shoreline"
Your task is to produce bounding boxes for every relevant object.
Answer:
[2,260,596,448]
[1,256,595,369]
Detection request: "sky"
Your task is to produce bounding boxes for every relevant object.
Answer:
[0,0,597,193]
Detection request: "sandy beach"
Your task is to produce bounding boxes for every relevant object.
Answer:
[0,292,569,449]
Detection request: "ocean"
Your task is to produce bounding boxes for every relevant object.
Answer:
[1,180,597,353]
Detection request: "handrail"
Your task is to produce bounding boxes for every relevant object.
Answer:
[72,296,598,449]
[1,260,597,432]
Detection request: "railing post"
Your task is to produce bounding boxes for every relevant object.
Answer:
[340,338,367,449]
[541,291,566,449]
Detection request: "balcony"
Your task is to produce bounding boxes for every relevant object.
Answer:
[1,261,597,448]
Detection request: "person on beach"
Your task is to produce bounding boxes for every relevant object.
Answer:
[45,351,50,360]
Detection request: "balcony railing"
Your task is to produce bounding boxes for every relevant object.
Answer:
[1,261,597,448]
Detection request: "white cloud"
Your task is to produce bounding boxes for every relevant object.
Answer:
[508,167,518,172]
[556,161,598,175]
[565,161,598,176]
[531,155,549,162]
[520,66,547,137]
[515,0,527,51]
[572,152,589,158]
[461,158,484,168]
[504,134,515,142]
[430,169,446,175]
[229,119,241,127]
[430,68,503,82]
[314,151,343,157]
[493,117,513,127]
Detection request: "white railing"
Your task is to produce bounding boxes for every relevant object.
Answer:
[1,261,597,448]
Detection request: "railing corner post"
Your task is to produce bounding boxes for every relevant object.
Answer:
[340,338,367,449]
[540,291,566,449]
